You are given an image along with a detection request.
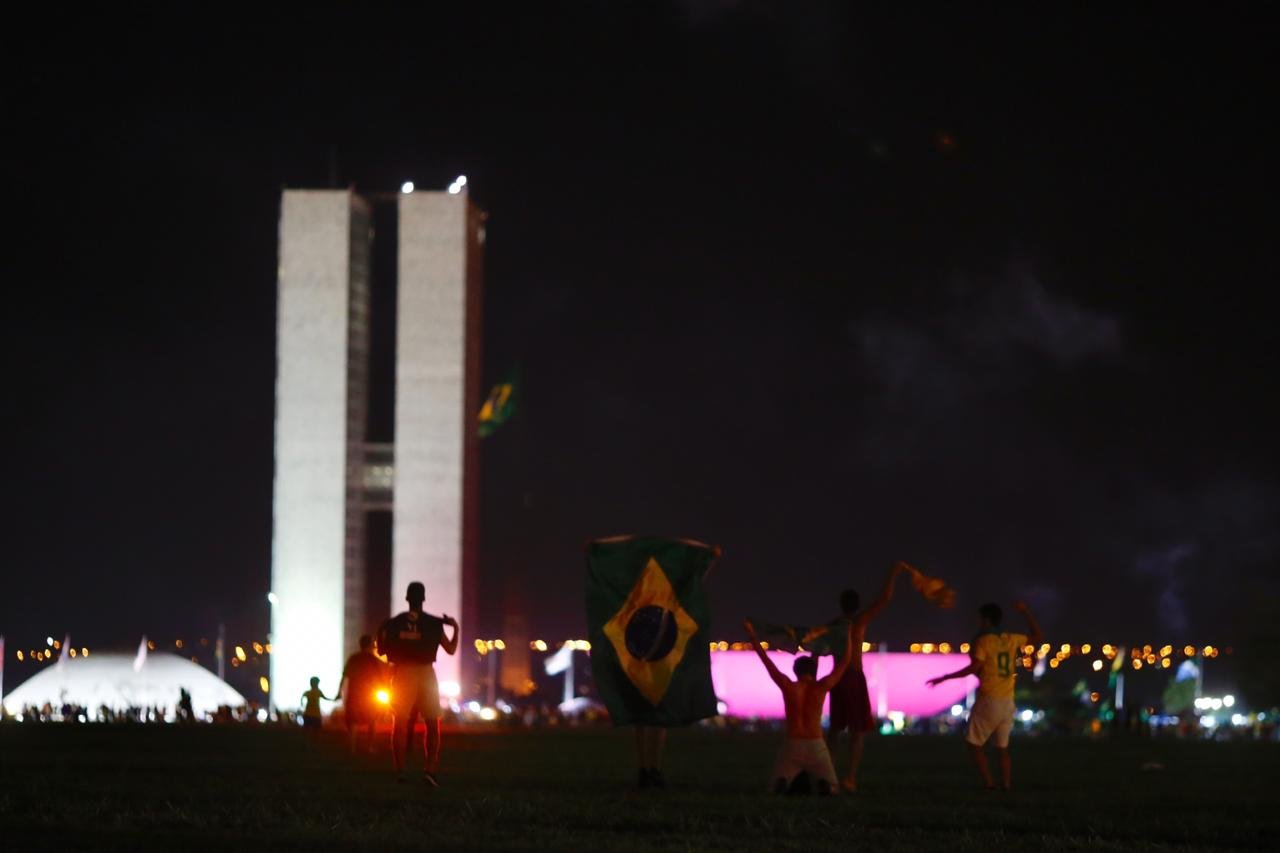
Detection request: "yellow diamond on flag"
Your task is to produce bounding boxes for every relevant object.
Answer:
[602,557,699,706]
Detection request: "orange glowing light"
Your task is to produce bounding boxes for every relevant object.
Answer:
[375,689,391,705]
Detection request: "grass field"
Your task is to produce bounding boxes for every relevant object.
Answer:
[1,724,1277,851]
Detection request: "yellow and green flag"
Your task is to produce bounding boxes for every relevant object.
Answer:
[748,618,851,658]
[477,369,518,438]
[903,563,957,609]
[585,536,719,726]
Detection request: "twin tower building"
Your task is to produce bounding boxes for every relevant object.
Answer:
[270,186,483,704]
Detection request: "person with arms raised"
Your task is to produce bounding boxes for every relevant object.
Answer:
[926,601,1043,790]
[745,618,854,795]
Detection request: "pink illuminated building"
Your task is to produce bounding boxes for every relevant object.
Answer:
[710,652,978,719]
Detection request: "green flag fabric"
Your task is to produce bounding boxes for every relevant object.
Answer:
[477,368,519,437]
[585,535,719,726]
[749,618,852,658]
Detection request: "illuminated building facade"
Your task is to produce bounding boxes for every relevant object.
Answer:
[271,186,482,707]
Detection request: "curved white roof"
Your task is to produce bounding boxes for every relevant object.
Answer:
[2,652,246,717]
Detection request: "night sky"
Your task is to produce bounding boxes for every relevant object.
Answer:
[5,4,1277,678]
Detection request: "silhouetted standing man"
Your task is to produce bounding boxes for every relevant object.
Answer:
[339,634,386,755]
[377,581,459,785]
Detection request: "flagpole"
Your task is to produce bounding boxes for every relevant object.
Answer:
[216,623,226,682]
[563,652,575,708]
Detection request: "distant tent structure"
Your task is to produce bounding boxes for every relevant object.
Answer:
[1,652,246,717]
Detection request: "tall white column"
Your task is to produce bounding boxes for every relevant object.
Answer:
[271,189,370,709]
[394,190,483,695]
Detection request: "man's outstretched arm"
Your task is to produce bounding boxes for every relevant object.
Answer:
[926,653,979,687]
[1015,601,1043,649]
[819,621,856,689]
[744,619,788,687]
[855,561,908,627]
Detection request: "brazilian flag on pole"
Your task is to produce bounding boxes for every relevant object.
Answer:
[585,536,720,726]
[477,368,519,438]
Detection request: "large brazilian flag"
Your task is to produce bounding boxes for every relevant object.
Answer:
[585,536,719,726]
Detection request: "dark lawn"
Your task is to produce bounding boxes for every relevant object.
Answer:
[1,724,1276,851]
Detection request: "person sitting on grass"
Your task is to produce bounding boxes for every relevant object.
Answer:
[300,676,332,744]
[926,600,1043,790]
[745,618,854,795]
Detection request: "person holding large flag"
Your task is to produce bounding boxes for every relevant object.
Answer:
[585,535,722,789]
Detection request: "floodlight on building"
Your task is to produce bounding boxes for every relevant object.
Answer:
[401,181,415,194]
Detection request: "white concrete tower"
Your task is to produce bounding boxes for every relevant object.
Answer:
[270,190,371,707]
[393,189,484,695]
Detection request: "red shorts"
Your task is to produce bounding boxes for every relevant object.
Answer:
[828,669,875,733]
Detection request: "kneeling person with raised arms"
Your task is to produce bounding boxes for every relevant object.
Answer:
[746,618,854,795]
[377,581,459,786]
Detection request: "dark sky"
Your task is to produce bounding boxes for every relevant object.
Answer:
[4,3,1277,676]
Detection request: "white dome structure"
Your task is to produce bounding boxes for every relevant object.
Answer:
[2,652,246,718]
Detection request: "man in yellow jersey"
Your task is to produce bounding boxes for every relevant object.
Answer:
[926,601,1042,789]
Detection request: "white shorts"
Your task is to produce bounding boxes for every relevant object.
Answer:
[772,738,838,787]
[391,663,441,723]
[965,695,1016,748]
